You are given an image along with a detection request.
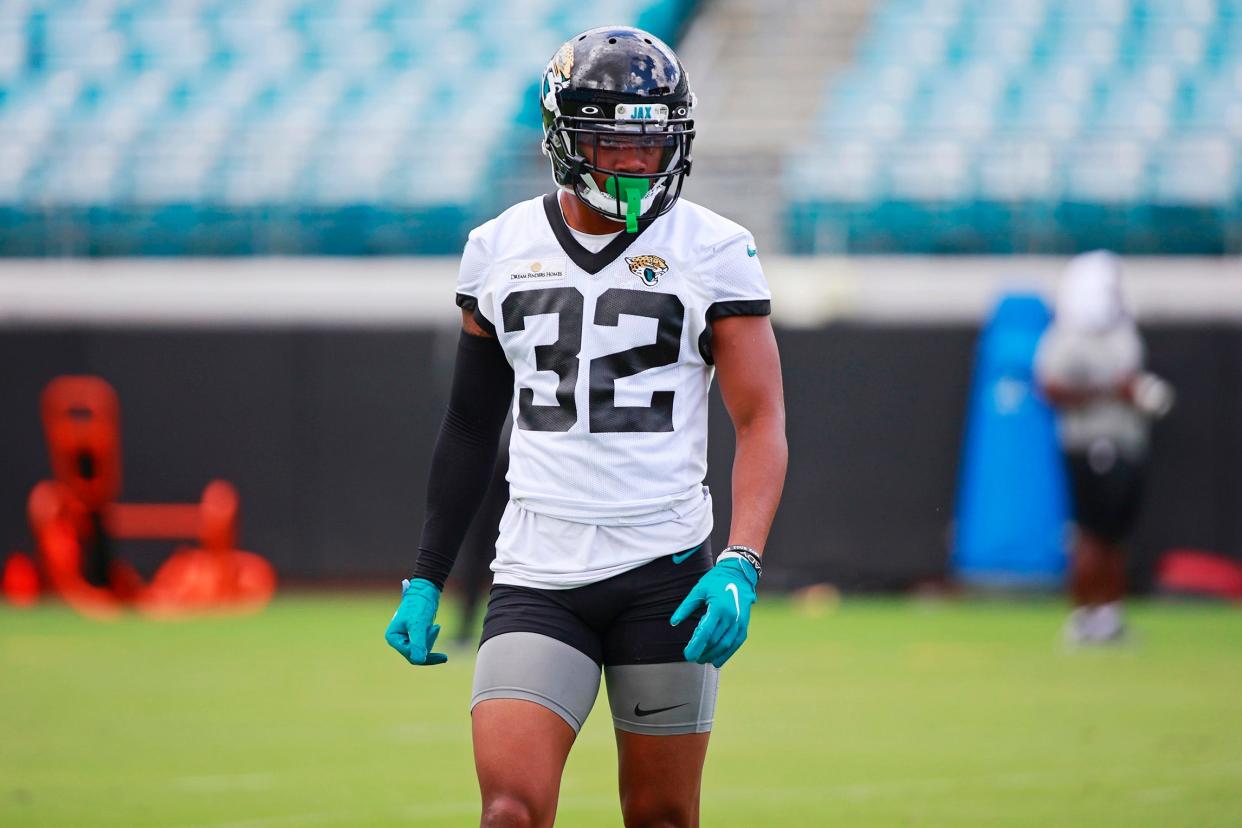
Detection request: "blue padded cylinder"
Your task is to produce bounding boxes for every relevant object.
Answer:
[952,292,1070,588]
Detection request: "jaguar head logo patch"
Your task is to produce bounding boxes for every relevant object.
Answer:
[553,41,574,80]
[626,254,669,287]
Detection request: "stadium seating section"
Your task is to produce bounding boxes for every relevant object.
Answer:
[2,0,1238,255]
[789,0,1242,253]
[0,0,693,254]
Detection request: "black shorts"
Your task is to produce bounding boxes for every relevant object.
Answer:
[1066,447,1145,543]
[479,540,712,666]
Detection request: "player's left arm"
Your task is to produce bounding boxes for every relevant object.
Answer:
[671,313,786,668]
[714,314,787,553]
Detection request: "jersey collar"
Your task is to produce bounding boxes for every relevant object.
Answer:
[542,193,656,275]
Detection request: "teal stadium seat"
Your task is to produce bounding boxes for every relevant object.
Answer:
[950,16,1042,69]
[906,66,1006,140]
[1146,135,1237,251]
[1090,73,1175,138]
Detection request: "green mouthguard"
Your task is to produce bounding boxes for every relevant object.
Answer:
[605,176,650,233]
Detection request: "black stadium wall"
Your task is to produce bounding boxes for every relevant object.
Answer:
[3,324,1240,592]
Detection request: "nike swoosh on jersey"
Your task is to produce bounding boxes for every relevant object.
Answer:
[725,583,740,618]
[633,702,689,717]
[671,544,703,565]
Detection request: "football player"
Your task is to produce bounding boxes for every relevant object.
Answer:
[1035,251,1173,645]
[386,26,786,827]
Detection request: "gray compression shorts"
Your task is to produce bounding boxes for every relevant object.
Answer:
[471,632,719,735]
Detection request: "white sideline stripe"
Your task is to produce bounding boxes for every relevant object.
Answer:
[0,256,1239,328]
[0,258,460,328]
[769,256,1242,326]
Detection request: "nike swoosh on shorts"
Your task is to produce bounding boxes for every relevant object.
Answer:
[671,544,703,565]
[634,702,689,717]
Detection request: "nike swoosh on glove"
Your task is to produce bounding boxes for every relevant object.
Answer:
[669,558,758,668]
[384,577,448,666]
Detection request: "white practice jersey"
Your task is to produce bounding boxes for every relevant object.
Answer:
[456,194,771,588]
[1034,323,1150,459]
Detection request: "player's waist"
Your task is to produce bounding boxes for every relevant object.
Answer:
[508,483,710,526]
[1059,406,1149,449]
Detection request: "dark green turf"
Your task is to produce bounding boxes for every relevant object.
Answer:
[3,596,1240,826]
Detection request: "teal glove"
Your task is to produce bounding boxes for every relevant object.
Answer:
[670,558,758,668]
[384,578,448,666]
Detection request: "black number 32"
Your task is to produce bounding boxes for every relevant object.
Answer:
[500,287,685,433]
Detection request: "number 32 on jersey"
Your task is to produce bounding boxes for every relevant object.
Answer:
[501,287,684,435]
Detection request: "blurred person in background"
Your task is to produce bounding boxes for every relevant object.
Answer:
[1035,251,1174,645]
[384,26,786,828]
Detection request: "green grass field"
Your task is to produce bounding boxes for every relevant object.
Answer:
[3,595,1241,827]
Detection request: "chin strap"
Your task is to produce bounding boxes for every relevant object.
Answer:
[605,176,651,233]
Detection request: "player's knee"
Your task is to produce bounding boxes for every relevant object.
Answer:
[620,793,694,828]
[481,793,539,828]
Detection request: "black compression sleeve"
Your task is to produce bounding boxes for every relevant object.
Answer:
[412,330,513,589]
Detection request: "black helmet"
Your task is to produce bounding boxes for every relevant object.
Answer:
[540,26,695,230]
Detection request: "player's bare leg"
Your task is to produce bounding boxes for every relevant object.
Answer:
[1070,531,1106,606]
[1067,532,1129,643]
[1069,532,1127,605]
[615,730,710,828]
[473,699,576,828]
[1101,538,1127,604]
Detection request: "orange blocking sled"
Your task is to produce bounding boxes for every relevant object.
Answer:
[28,375,275,618]
[2,551,40,607]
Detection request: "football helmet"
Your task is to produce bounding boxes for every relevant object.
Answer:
[540,26,695,231]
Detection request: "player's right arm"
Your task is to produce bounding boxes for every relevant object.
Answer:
[385,308,513,666]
